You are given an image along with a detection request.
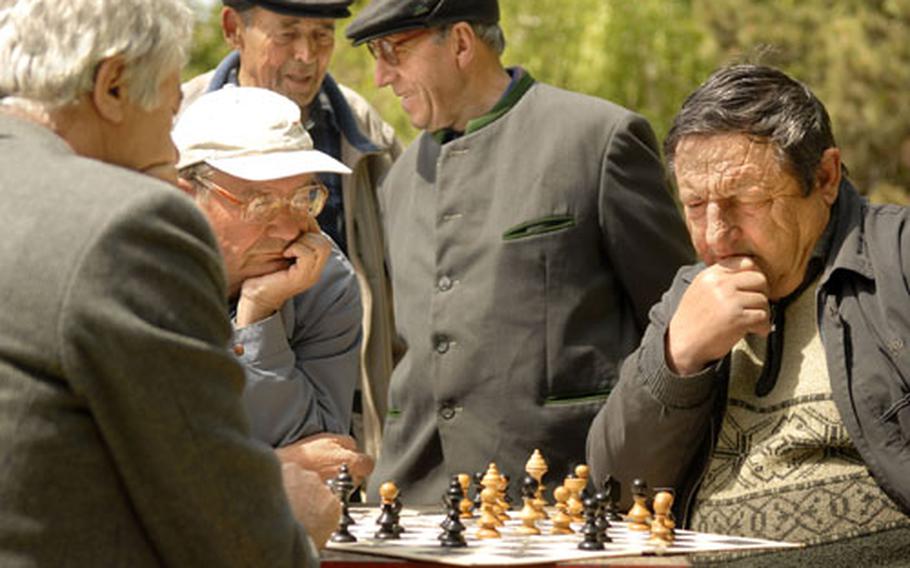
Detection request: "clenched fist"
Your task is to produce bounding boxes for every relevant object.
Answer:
[666,256,772,375]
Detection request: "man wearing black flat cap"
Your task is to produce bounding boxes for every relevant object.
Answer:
[183,0,402,471]
[346,0,695,504]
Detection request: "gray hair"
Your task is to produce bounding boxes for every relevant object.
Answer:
[435,22,506,56]
[664,64,839,196]
[0,0,194,111]
[471,22,505,55]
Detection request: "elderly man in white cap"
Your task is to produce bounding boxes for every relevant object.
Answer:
[174,86,373,483]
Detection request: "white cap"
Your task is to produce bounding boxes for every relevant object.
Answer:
[173,86,351,181]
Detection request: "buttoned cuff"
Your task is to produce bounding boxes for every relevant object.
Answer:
[232,311,291,365]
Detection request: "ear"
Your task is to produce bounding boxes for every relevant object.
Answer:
[92,56,128,123]
[449,21,476,69]
[222,7,245,50]
[815,147,841,206]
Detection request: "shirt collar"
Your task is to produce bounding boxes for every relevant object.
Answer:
[431,66,536,144]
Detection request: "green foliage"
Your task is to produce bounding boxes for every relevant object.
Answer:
[693,0,910,204]
[184,1,231,81]
[184,0,910,203]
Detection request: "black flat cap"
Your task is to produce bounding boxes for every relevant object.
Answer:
[223,0,353,19]
[345,0,499,45]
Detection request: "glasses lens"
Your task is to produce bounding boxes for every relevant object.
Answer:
[244,195,280,223]
[367,38,399,66]
[366,41,380,60]
[306,184,328,216]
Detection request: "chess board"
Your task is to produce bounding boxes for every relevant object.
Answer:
[325,507,801,566]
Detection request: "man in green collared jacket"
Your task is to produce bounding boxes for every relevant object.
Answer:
[347,0,694,504]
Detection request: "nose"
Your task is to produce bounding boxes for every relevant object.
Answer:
[267,208,305,241]
[293,36,316,63]
[374,57,395,88]
[704,201,738,252]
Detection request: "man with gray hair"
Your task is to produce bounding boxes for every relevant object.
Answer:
[587,64,909,562]
[0,0,336,564]
[346,0,694,504]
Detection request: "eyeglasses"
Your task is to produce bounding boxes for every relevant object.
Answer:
[196,176,328,222]
[367,28,432,66]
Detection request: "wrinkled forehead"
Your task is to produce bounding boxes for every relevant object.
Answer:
[248,8,336,30]
[673,133,791,194]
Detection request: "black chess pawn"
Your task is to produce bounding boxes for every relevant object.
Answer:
[501,474,513,508]
[602,475,623,522]
[439,475,467,547]
[577,497,605,551]
[329,464,357,543]
[391,488,406,536]
[375,481,402,540]
[472,471,484,512]
[593,489,612,543]
[521,474,538,501]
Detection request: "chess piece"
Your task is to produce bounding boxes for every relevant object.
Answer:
[653,488,676,530]
[626,478,651,531]
[481,463,506,526]
[515,475,541,535]
[500,474,513,508]
[472,471,484,512]
[577,497,605,550]
[496,473,511,521]
[525,449,550,519]
[564,474,587,523]
[476,485,501,539]
[329,464,357,543]
[391,487,406,536]
[439,475,468,547]
[649,489,676,545]
[575,464,590,484]
[374,481,402,540]
[550,485,574,535]
[602,475,623,522]
[458,473,474,518]
[594,488,612,541]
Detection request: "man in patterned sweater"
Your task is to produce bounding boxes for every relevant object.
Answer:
[587,64,910,563]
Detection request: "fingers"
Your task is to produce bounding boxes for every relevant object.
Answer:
[281,463,340,549]
[346,451,376,484]
[284,233,331,282]
[277,434,374,485]
[666,259,772,375]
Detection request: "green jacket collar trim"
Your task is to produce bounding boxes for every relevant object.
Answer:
[431,67,536,144]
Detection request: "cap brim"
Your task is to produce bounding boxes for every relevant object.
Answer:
[348,22,429,46]
[207,150,351,181]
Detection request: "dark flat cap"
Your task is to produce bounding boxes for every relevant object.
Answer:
[223,0,353,19]
[345,0,499,45]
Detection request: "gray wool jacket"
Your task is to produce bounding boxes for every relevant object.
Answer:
[587,180,910,524]
[0,113,315,566]
[369,74,695,504]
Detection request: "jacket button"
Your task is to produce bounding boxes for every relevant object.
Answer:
[889,338,904,353]
[439,405,456,420]
[434,336,450,354]
[438,276,453,292]
[232,344,245,356]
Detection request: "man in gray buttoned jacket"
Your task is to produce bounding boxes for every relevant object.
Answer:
[347,0,695,504]
[0,0,336,564]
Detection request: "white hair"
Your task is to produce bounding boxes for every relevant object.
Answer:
[0,0,193,110]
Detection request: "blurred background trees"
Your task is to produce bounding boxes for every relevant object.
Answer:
[186,0,910,204]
